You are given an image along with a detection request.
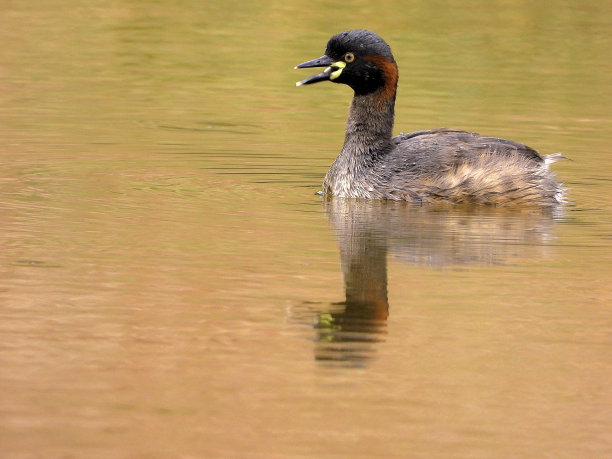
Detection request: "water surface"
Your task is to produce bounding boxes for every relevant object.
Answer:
[1,0,611,457]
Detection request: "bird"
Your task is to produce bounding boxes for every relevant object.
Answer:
[295,29,566,206]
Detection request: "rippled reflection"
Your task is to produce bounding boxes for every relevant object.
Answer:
[310,198,563,366]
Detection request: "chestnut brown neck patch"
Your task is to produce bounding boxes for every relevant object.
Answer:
[364,55,398,101]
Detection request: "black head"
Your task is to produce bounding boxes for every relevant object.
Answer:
[296,30,398,97]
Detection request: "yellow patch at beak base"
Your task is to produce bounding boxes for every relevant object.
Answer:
[329,61,346,80]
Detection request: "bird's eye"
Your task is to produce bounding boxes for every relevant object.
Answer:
[344,52,355,63]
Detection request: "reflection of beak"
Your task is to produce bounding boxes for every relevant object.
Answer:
[295,55,344,86]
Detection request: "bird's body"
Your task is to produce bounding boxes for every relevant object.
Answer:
[296,29,565,206]
[325,126,565,205]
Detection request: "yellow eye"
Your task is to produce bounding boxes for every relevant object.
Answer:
[344,52,355,63]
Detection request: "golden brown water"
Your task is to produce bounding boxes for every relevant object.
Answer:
[1,1,611,457]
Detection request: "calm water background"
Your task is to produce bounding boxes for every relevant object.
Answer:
[1,0,611,457]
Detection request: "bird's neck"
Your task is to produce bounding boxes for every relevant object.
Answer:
[323,92,396,195]
[343,93,396,157]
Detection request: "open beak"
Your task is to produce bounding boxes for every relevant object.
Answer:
[295,55,335,86]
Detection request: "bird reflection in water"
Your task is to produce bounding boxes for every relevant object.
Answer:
[302,198,563,367]
[313,213,389,366]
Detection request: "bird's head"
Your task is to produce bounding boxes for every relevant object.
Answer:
[295,29,398,98]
